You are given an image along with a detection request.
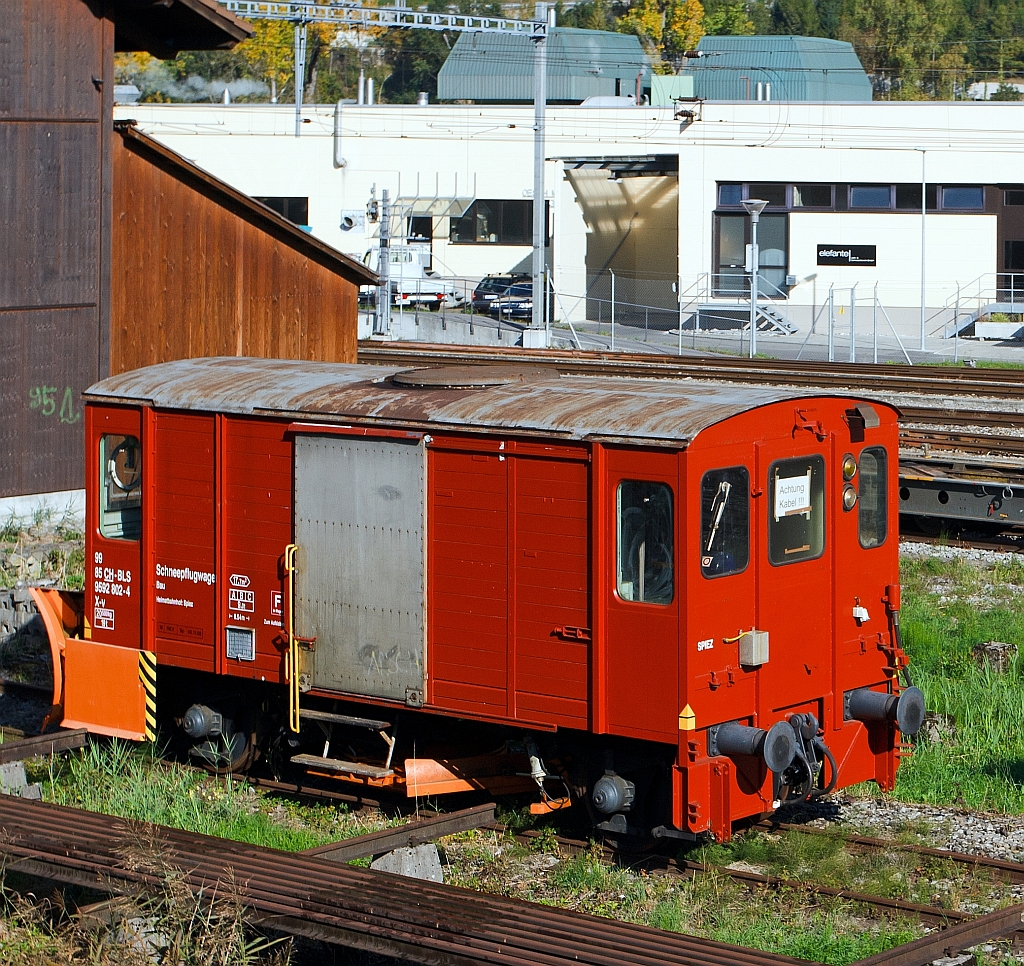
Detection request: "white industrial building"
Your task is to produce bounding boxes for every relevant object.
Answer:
[115,98,1024,339]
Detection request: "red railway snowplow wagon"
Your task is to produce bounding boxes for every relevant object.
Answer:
[39,357,924,842]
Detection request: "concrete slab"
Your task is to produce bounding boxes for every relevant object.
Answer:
[370,844,445,882]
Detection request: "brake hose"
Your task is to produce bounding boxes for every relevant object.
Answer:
[809,738,838,799]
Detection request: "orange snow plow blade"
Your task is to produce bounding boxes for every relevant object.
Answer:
[62,638,156,741]
[28,588,83,731]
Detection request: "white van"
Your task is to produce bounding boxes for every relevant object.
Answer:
[363,244,460,311]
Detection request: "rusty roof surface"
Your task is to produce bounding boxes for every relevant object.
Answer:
[86,357,877,445]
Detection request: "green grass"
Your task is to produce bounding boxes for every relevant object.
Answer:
[932,359,1024,369]
[443,833,924,964]
[39,739,382,851]
[891,554,1024,811]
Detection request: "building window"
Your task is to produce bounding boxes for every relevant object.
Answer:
[716,182,984,215]
[941,186,984,210]
[255,196,309,226]
[1004,190,1024,206]
[793,185,832,208]
[616,481,673,604]
[700,467,749,578]
[719,183,742,206]
[713,213,789,297]
[450,200,539,245]
[768,455,825,566]
[850,185,892,209]
[748,183,787,208]
[407,215,432,241]
[895,185,937,211]
[1004,240,1024,272]
[100,434,142,540]
[714,214,747,294]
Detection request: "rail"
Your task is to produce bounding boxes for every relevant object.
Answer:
[0,796,807,966]
[357,341,1024,399]
[3,795,1022,966]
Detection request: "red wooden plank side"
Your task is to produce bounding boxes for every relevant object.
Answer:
[513,457,590,729]
[428,449,508,716]
[152,412,216,671]
[221,417,292,682]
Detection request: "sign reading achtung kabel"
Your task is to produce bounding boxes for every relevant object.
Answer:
[817,244,877,266]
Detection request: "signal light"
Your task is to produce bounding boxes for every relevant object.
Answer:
[842,484,858,511]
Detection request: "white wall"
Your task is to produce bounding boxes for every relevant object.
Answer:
[787,212,996,307]
[115,99,1024,326]
[678,103,1024,316]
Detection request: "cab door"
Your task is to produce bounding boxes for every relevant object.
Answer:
[601,448,680,742]
[755,435,833,712]
[686,443,756,730]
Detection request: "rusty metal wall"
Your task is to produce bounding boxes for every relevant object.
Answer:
[294,434,426,703]
[0,0,112,497]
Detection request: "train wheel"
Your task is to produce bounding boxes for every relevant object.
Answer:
[190,728,257,776]
[182,703,258,775]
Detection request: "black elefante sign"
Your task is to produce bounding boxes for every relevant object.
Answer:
[817,244,877,266]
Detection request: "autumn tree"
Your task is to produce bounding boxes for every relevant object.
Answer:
[238,19,302,101]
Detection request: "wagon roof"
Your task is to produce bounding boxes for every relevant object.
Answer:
[85,357,885,446]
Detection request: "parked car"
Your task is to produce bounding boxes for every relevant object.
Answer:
[471,273,529,313]
[490,281,533,319]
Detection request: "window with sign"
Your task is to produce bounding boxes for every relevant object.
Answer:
[100,434,142,540]
[858,447,888,549]
[616,481,674,604]
[768,455,825,565]
[700,467,750,578]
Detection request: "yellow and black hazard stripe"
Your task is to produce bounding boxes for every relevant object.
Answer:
[139,650,157,742]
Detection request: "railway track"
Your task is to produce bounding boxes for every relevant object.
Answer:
[514,820,1024,933]
[358,342,1024,401]
[902,429,1024,458]
[0,729,1022,965]
[359,342,1024,445]
[0,793,1021,966]
[0,795,811,966]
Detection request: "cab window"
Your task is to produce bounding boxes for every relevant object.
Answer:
[858,447,888,548]
[99,434,142,540]
[768,455,825,565]
[700,467,749,578]
[616,481,673,604]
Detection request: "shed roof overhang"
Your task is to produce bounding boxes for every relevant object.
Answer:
[111,0,252,58]
[559,155,679,178]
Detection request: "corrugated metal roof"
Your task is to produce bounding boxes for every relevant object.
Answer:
[85,357,871,447]
[688,36,871,102]
[438,28,650,103]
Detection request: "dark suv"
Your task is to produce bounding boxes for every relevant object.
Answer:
[471,273,530,313]
[490,281,533,319]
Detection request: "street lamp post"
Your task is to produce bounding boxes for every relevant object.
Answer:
[916,148,927,351]
[742,199,768,359]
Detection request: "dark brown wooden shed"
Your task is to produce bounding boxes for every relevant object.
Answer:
[1,0,253,499]
[111,122,375,375]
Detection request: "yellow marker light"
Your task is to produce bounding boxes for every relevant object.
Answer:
[842,454,858,480]
[679,704,696,731]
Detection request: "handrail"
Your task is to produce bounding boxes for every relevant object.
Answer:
[284,543,300,734]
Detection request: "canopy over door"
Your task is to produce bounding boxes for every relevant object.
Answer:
[294,434,426,702]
